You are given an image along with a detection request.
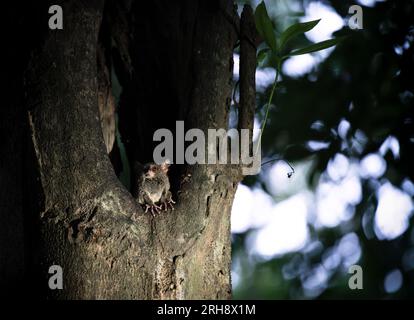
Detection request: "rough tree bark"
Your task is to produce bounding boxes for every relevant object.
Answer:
[21,0,256,299]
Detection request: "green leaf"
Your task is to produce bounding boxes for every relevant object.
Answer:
[254,1,277,52]
[257,48,270,65]
[279,19,321,50]
[289,37,343,56]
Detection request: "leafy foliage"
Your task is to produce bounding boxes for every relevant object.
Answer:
[253,1,341,157]
[279,19,320,50]
[233,0,414,299]
[289,37,344,56]
[255,1,277,52]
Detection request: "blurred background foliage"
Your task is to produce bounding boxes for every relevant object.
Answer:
[231,0,414,299]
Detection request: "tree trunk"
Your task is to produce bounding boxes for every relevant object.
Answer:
[21,0,254,299]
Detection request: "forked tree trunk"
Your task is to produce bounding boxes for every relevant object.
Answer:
[23,0,255,299]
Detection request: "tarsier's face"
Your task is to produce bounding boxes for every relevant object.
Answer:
[144,164,158,179]
[144,162,170,179]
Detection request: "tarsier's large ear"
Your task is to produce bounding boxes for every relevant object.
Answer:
[160,160,170,173]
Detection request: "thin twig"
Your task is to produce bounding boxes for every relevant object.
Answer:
[254,64,281,156]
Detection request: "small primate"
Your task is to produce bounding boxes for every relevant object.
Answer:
[134,161,175,215]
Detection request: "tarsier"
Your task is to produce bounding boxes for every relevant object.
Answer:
[134,161,175,215]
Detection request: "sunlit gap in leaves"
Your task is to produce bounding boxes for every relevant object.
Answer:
[357,0,386,8]
[384,269,403,294]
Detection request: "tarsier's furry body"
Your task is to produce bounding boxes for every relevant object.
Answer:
[134,162,175,215]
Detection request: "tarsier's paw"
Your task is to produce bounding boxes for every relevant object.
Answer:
[144,203,162,216]
[162,198,176,211]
